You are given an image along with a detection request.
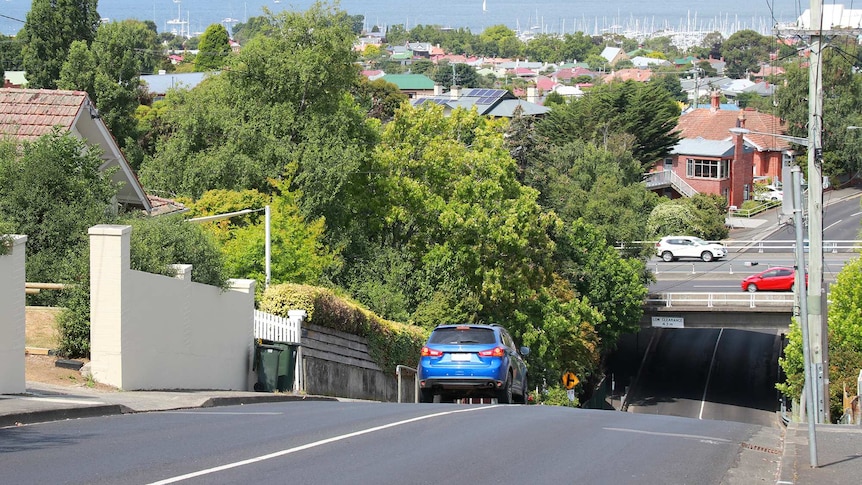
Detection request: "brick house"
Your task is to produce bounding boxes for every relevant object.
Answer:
[676,91,791,184]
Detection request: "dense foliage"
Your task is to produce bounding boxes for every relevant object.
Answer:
[0,131,118,301]
[779,256,862,422]
[19,0,100,89]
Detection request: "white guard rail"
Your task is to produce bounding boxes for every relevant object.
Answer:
[646,292,796,309]
[617,240,862,252]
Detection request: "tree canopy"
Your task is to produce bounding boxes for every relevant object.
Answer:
[20,0,100,89]
[195,24,231,71]
[535,80,681,170]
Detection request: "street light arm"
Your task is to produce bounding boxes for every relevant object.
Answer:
[728,127,808,145]
[186,208,263,223]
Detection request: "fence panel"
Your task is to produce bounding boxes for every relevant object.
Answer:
[254,309,301,343]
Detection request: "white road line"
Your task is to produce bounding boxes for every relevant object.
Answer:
[699,328,724,420]
[603,427,730,442]
[147,405,499,484]
[824,220,842,232]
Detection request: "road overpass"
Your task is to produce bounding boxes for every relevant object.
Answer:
[641,292,795,329]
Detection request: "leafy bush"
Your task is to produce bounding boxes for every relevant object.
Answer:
[259,283,428,372]
[534,385,579,407]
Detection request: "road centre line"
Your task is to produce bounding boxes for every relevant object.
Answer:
[147,405,500,484]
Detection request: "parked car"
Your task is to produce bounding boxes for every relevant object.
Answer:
[655,236,728,262]
[754,184,784,202]
[418,324,529,404]
[741,266,808,292]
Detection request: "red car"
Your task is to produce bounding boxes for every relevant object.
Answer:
[741,266,807,292]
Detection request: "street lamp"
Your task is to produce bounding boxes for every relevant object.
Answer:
[187,206,271,288]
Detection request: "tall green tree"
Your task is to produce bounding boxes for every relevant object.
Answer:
[721,29,772,79]
[535,79,681,169]
[140,3,379,257]
[19,0,100,88]
[59,20,160,150]
[195,23,231,71]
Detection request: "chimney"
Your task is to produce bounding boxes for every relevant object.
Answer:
[736,111,746,129]
[710,89,720,111]
[450,85,461,99]
[434,84,443,95]
[527,87,538,104]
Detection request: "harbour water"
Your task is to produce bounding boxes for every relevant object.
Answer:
[1,0,803,38]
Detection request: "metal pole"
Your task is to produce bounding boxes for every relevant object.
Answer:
[807,0,828,425]
[792,166,818,467]
[265,205,271,289]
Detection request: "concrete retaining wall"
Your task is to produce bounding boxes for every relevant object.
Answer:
[89,225,256,391]
[0,235,26,394]
[300,324,402,402]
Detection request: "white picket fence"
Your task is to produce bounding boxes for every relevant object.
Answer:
[253,309,305,393]
[253,309,302,343]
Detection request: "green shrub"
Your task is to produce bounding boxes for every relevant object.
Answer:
[260,283,429,372]
[535,385,579,407]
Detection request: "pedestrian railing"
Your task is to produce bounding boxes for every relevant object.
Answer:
[396,365,419,403]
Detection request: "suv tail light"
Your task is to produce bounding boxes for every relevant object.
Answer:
[478,347,505,357]
[421,346,443,357]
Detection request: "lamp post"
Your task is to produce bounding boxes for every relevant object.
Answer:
[187,206,271,288]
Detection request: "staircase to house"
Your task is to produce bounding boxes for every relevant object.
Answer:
[643,170,699,198]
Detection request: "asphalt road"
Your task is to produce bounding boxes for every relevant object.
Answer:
[0,401,770,484]
[626,328,783,427]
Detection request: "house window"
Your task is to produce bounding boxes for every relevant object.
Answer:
[743,184,750,201]
[664,157,673,171]
[686,158,729,179]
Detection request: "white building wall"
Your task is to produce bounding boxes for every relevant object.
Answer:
[89,225,255,391]
[0,235,27,394]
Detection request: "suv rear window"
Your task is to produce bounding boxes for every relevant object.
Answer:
[428,327,496,345]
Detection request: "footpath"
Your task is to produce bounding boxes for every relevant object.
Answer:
[0,380,336,429]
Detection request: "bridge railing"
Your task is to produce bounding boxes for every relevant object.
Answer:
[646,292,795,309]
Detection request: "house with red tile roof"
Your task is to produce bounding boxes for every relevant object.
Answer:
[602,68,652,83]
[646,90,790,206]
[0,88,153,213]
[676,91,791,183]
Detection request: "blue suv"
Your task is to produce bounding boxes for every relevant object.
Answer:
[418,324,529,403]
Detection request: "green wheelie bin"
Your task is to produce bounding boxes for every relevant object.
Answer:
[253,341,283,392]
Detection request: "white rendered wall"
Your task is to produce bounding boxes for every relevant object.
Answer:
[89,225,255,391]
[0,236,27,394]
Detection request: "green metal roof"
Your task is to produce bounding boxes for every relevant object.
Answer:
[381,74,435,90]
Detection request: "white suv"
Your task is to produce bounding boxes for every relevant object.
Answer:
[655,236,727,262]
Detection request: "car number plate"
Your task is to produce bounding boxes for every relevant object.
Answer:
[451,353,471,362]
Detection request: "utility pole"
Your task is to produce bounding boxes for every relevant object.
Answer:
[805,0,827,425]
[772,1,862,425]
